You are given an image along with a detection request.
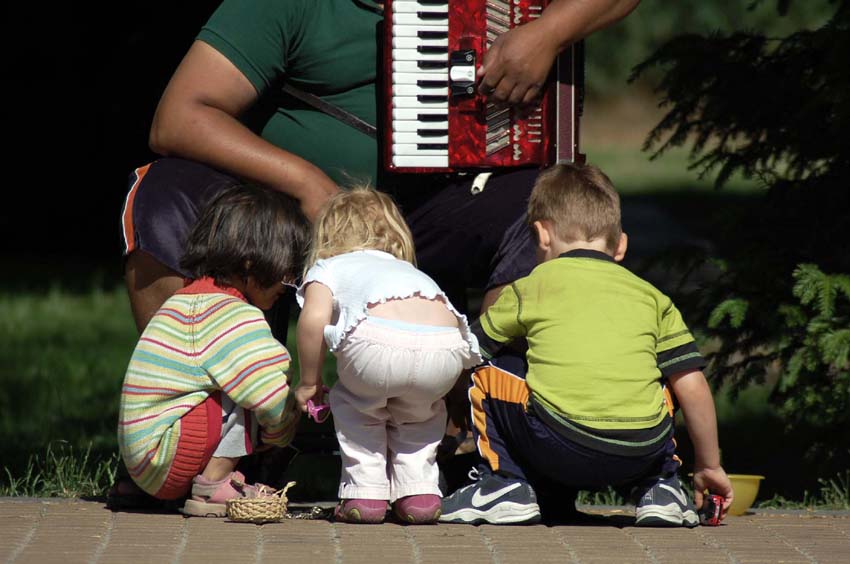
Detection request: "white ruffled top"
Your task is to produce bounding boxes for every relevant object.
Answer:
[296,250,481,365]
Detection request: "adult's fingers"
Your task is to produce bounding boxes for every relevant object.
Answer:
[521,84,543,106]
[478,68,505,97]
[477,41,505,96]
[489,74,518,104]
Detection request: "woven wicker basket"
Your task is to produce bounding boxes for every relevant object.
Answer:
[226,481,296,523]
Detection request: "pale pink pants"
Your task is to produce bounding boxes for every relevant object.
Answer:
[330,319,472,501]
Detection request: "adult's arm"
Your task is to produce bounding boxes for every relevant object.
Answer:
[479,0,641,105]
[149,41,339,220]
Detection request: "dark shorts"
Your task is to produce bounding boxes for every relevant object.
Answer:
[121,158,538,306]
[121,158,242,277]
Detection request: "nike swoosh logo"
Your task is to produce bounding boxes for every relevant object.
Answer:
[659,483,689,506]
[471,482,522,507]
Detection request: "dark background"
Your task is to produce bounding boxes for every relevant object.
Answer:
[3,2,223,263]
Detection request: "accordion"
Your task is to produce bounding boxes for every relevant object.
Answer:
[383,0,583,173]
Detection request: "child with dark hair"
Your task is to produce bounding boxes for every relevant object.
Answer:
[440,163,734,526]
[117,184,310,517]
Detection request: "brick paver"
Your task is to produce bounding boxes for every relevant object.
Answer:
[1,499,847,564]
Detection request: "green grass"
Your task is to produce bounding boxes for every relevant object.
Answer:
[576,487,625,506]
[0,284,137,480]
[757,471,850,511]
[1,443,118,498]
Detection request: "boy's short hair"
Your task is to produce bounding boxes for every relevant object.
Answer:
[180,184,310,288]
[528,163,622,251]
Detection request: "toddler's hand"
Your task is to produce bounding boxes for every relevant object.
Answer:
[294,383,322,413]
[693,466,734,520]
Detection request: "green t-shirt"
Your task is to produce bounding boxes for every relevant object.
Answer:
[475,249,705,431]
[197,0,381,186]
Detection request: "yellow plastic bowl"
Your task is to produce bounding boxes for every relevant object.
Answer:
[727,474,765,516]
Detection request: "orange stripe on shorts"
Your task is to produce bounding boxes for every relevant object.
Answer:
[121,163,152,254]
[469,365,530,473]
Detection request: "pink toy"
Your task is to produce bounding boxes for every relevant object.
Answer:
[306,386,331,423]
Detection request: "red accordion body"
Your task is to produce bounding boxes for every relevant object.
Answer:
[384,0,583,173]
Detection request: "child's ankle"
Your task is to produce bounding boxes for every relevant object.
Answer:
[193,473,229,486]
[200,456,240,482]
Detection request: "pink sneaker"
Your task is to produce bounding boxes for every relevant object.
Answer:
[181,471,275,517]
[334,499,388,524]
[393,494,442,524]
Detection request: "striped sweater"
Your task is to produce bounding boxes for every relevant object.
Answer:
[117,278,298,495]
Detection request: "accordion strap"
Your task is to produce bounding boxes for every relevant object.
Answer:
[281,83,377,139]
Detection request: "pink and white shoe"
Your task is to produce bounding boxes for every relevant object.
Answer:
[181,471,275,517]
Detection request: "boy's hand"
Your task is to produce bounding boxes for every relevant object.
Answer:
[294,383,324,413]
[693,465,734,520]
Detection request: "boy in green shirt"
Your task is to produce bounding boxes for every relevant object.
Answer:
[441,163,734,526]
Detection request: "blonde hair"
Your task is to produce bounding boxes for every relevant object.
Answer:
[527,163,622,251]
[305,186,416,273]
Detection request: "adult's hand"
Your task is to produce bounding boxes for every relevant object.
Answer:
[477,19,558,108]
[478,0,640,109]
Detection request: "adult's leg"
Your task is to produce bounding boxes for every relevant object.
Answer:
[125,251,183,332]
[111,251,184,508]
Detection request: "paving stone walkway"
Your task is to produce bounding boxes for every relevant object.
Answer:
[1,498,848,564]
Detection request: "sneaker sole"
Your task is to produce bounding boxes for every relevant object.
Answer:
[394,508,442,524]
[180,500,227,518]
[635,505,698,528]
[334,507,387,524]
[439,502,541,525]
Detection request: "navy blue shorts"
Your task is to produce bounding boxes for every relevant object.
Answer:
[121,158,538,299]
